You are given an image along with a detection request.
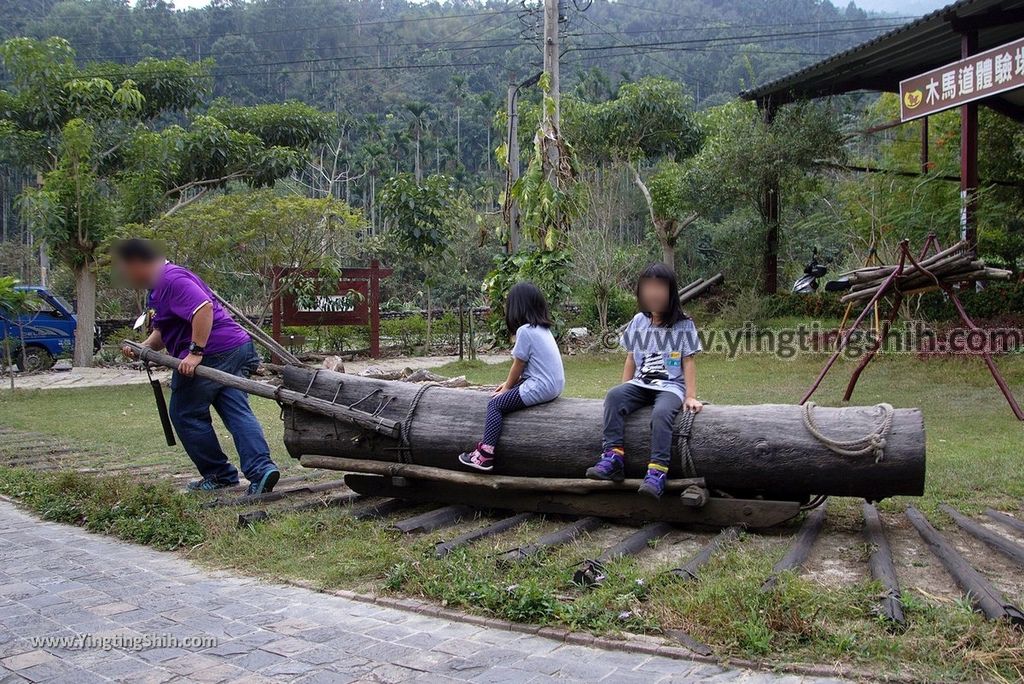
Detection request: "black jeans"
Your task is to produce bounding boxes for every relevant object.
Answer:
[602,383,681,468]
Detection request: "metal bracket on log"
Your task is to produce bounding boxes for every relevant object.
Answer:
[342,474,801,528]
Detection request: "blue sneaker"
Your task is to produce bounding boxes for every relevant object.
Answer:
[586,450,625,482]
[638,465,668,499]
[246,469,281,497]
[185,477,236,492]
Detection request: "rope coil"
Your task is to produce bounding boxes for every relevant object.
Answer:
[802,402,894,463]
[673,409,699,478]
[399,383,439,464]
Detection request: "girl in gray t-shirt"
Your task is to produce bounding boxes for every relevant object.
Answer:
[586,263,703,498]
[459,283,565,471]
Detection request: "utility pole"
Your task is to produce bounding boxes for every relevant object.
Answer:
[506,81,521,253]
[543,0,561,125]
[505,72,542,254]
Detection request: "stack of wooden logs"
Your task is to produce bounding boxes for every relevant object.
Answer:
[679,273,724,306]
[833,241,1011,304]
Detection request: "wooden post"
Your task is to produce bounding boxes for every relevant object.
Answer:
[506,81,521,253]
[543,0,560,126]
[369,259,382,358]
[271,268,283,365]
[960,31,979,253]
[920,116,929,174]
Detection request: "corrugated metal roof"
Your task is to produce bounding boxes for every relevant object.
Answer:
[741,0,1024,109]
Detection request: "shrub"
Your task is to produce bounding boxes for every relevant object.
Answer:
[573,286,637,331]
[916,282,1024,321]
[381,315,427,353]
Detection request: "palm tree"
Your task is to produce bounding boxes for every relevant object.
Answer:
[403,101,430,184]
[447,75,468,168]
[476,91,497,179]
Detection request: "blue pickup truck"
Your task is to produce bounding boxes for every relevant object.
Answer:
[0,286,82,372]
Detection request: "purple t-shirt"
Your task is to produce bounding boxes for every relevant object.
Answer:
[148,263,250,359]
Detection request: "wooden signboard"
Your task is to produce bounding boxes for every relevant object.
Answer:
[271,260,392,357]
[900,36,1024,122]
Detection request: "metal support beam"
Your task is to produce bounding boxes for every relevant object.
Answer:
[960,31,979,253]
[920,116,929,174]
[758,103,780,294]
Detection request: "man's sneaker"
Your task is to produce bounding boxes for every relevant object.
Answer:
[458,444,494,472]
[246,469,280,497]
[586,450,625,482]
[637,465,668,499]
[185,477,236,492]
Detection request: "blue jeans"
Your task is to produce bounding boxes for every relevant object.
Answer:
[602,383,681,468]
[169,340,276,485]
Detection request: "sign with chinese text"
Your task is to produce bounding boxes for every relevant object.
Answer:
[899,36,1024,122]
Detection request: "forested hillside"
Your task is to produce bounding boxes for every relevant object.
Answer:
[7,0,1019,342]
[0,0,903,185]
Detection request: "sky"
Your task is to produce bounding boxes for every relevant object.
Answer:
[167,0,952,13]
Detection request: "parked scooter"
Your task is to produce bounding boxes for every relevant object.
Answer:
[792,251,829,294]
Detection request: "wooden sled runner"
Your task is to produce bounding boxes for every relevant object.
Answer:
[127,343,927,528]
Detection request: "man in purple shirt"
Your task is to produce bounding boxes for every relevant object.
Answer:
[114,239,280,495]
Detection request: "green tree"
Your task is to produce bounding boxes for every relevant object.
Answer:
[1,37,330,365]
[0,275,28,387]
[139,189,365,321]
[378,172,461,351]
[566,77,704,269]
[696,99,844,292]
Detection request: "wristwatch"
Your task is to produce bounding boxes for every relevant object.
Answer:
[188,342,205,356]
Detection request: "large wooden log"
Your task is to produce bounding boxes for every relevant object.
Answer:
[281,367,926,501]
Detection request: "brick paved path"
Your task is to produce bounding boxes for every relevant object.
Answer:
[0,501,842,683]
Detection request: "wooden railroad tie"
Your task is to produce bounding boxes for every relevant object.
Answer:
[906,506,1024,627]
[669,526,741,582]
[573,522,675,588]
[500,517,603,564]
[985,509,1024,536]
[861,503,905,626]
[940,504,1024,569]
[761,501,828,592]
[392,505,475,534]
[434,513,536,559]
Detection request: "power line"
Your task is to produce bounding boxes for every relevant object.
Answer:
[70,11,908,62]
[568,23,907,53]
[608,0,915,24]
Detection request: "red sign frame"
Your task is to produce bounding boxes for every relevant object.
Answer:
[270,260,393,358]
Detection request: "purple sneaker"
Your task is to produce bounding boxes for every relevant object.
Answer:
[458,444,494,472]
[637,465,668,499]
[586,450,625,482]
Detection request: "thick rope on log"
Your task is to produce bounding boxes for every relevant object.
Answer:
[802,402,894,462]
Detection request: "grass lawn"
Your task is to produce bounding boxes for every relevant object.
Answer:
[1,351,1023,680]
